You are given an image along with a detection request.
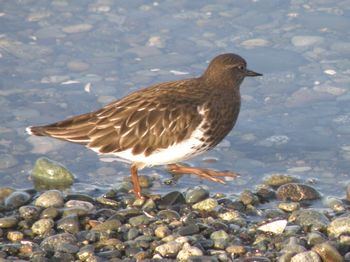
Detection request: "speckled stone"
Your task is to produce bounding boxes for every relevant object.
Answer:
[35,190,64,208]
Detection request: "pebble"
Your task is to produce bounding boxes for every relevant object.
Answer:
[4,191,31,210]
[0,216,18,228]
[276,183,320,201]
[40,233,77,253]
[258,219,288,234]
[290,251,321,262]
[289,210,329,231]
[31,218,54,235]
[192,198,219,212]
[35,190,64,208]
[264,174,297,187]
[327,216,350,238]
[312,242,343,262]
[31,158,74,189]
[7,231,24,242]
[155,241,182,258]
[177,243,203,261]
[93,219,122,232]
[185,186,209,204]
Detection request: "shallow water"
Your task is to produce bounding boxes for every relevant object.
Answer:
[0,0,349,198]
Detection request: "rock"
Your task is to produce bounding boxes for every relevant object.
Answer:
[35,190,64,208]
[290,251,321,262]
[7,231,24,242]
[240,190,258,205]
[289,210,329,231]
[312,242,343,262]
[155,241,182,257]
[31,158,74,189]
[93,219,122,232]
[155,225,171,239]
[276,183,320,201]
[177,224,200,236]
[264,174,297,187]
[177,243,203,261]
[192,198,219,212]
[185,186,209,204]
[4,191,31,209]
[327,216,350,238]
[278,202,300,212]
[0,216,18,228]
[31,218,54,235]
[258,219,288,234]
[40,233,77,253]
[57,215,80,234]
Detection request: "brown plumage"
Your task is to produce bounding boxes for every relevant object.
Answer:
[27,53,262,198]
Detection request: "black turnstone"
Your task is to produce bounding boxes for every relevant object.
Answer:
[26,53,262,198]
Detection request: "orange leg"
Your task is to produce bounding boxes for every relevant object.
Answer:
[167,164,238,184]
[130,164,144,199]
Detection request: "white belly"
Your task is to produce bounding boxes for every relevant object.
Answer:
[92,127,207,167]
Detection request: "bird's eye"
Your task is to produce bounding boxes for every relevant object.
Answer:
[238,65,245,70]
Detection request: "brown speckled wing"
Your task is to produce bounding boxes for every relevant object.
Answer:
[30,80,204,156]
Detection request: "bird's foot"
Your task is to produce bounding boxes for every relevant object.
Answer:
[166,164,239,184]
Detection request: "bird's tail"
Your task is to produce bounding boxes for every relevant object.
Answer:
[26,126,47,136]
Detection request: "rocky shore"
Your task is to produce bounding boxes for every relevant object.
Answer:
[0,158,348,261]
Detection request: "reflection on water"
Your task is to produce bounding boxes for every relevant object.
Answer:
[0,0,349,198]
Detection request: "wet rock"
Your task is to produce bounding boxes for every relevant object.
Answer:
[290,251,321,262]
[177,243,203,261]
[192,198,219,212]
[0,216,18,228]
[0,187,15,203]
[264,174,297,187]
[327,216,350,238]
[276,183,320,201]
[278,202,300,212]
[93,219,122,232]
[177,223,200,236]
[65,200,95,213]
[158,210,181,220]
[226,244,246,255]
[312,242,343,262]
[258,219,288,234]
[40,233,77,253]
[289,209,329,231]
[323,197,346,212]
[57,215,80,234]
[35,190,64,208]
[41,207,60,219]
[31,218,54,236]
[77,245,95,261]
[155,241,182,257]
[7,231,24,242]
[155,225,171,239]
[218,210,243,222]
[158,191,186,209]
[307,232,327,246]
[240,190,259,205]
[4,191,31,209]
[19,205,40,221]
[129,214,151,226]
[31,158,74,189]
[185,186,209,204]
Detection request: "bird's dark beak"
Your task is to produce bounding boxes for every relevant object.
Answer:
[245,69,262,77]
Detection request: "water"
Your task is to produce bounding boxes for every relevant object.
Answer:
[0,0,349,198]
